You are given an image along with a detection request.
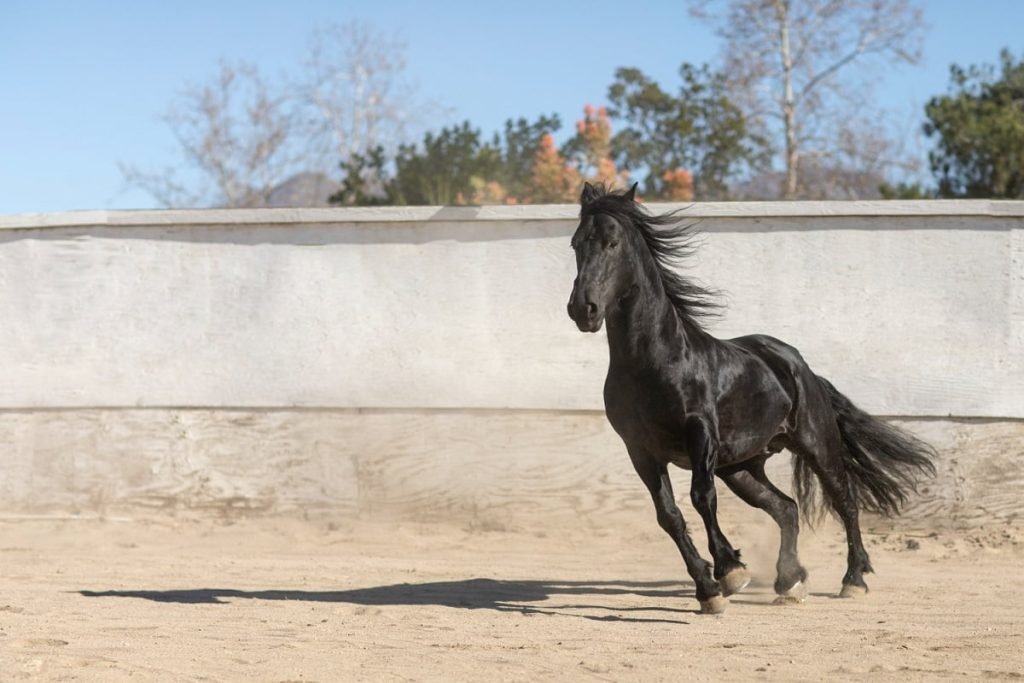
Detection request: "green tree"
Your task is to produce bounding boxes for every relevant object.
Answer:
[494,114,562,199]
[388,122,502,204]
[332,114,564,206]
[924,49,1024,198]
[877,181,933,200]
[329,146,395,205]
[605,64,765,200]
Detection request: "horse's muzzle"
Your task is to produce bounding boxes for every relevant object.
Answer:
[567,299,604,333]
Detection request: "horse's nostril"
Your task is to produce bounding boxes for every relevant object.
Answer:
[586,302,598,319]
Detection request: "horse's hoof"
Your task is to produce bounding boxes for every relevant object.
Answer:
[719,567,751,597]
[699,595,729,615]
[839,583,868,599]
[773,580,808,605]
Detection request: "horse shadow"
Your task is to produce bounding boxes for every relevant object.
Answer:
[78,578,696,624]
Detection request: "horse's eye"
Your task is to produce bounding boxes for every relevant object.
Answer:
[608,239,620,249]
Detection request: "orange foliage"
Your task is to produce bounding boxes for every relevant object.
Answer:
[576,104,612,165]
[661,168,695,201]
[575,105,629,190]
[457,176,510,205]
[497,107,640,203]
[525,133,580,203]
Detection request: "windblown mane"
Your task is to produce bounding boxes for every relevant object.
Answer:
[580,184,721,324]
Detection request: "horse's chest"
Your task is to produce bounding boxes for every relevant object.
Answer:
[603,373,694,469]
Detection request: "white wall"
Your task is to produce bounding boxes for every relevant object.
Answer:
[2,202,1021,417]
[1,202,1021,523]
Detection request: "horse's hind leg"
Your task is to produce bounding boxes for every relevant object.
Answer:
[719,460,808,602]
[791,432,873,598]
[629,452,724,614]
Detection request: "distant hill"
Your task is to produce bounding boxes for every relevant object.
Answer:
[266,173,341,207]
[729,162,886,201]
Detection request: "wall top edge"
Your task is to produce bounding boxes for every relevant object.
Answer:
[0,405,1017,420]
[3,200,1024,231]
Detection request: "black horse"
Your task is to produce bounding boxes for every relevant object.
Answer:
[566,182,935,614]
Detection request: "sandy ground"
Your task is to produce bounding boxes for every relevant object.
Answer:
[0,512,1021,682]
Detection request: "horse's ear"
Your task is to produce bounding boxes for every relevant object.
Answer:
[580,182,600,206]
[623,182,638,202]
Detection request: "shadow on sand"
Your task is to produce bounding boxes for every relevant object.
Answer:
[79,578,697,624]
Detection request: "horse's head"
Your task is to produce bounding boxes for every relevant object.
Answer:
[567,182,641,333]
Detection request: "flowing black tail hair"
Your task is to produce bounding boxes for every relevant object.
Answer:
[794,377,937,522]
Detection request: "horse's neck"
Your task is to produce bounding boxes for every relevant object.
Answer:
[606,263,684,365]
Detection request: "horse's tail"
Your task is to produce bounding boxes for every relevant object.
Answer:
[794,376,937,522]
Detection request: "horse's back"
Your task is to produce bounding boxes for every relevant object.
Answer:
[725,334,811,386]
[726,333,838,441]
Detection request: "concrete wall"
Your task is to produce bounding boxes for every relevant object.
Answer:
[1,202,1022,526]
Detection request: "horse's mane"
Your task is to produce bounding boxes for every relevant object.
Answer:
[580,183,721,324]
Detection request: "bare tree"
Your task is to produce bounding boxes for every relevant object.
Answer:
[121,62,299,208]
[123,21,433,208]
[295,21,435,180]
[691,0,925,199]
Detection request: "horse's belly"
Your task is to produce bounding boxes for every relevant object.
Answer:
[668,453,692,470]
[607,409,695,470]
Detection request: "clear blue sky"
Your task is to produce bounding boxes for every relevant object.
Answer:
[2,0,1021,214]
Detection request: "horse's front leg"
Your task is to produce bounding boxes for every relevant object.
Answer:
[684,414,750,597]
[628,449,725,614]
